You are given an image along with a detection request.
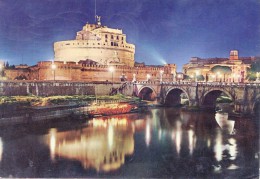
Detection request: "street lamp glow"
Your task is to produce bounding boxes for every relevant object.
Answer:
[109,66,115,83]
[109,66,114,73]
[51,63,56,80]
[132,73,136,82]
[147,74,151,81]
[51,63,56,70]
[160,70,164,74]
[160,70,164,82]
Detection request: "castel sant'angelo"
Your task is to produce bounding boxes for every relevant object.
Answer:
[3,16,176,82]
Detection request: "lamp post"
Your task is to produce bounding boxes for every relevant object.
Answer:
[109,66,115,83]
[160,70,164,82]
[51,63,56,80]
[146,74,151,82]
[236,74,240,83]
[211,75,216,82]
[177,73,182,83]
[190,75,194,82]
[132,73,136,82]
[232,74,235,82]
[171,71,176,82]
[195,70,199,82]
[217,72,220,82]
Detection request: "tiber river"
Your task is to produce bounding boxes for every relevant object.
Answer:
[0,108,258,178]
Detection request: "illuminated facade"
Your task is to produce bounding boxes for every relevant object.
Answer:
[182,50,257,82]
[54,16,135,67]
[46,117,134,172]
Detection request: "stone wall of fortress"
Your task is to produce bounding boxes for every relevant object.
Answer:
[0,81,134,97]
[12,61,175,82]
[54,40,135,67]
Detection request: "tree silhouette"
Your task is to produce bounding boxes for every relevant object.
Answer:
[210,65,232,74]
[247,60,260,80]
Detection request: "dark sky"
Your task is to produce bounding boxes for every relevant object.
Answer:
[0,0,259,71]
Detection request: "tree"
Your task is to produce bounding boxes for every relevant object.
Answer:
[183,75,191,80]
[247,60,260,81]
[210,65,232,74]
[196,75,204,81]
[5,61,9,68]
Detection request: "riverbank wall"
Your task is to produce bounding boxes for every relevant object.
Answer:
[0,81,133,96]
[0,100,142,126]
[0,104,81,125]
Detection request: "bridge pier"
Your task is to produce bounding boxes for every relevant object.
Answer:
[189,99,199,107]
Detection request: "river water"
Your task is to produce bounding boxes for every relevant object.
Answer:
[0,108,259,178]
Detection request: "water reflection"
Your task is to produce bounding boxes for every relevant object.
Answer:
[0,137,3,162]
[215,112,235,134]
[49,128,57,161]
[173,120,182,155]
[188,129,195,155]
[145,121,151,147]
[45,117,134,172]
[0,108,258,178]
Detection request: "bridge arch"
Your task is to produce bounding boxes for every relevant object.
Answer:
[164,87,190,106]
[201,88,234,109]
[137,86,157,101]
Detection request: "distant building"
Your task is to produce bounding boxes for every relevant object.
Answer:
[182,50,259,82]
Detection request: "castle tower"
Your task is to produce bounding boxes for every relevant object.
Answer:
[230,50,239,60]
[54,16,135,67]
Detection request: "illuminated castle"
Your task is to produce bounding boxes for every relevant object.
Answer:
[2,16,176,82]
[54,16,135,67]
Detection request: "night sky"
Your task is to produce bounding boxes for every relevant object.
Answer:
[0,0,259,71]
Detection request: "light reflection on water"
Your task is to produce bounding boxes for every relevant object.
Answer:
[45,117,134,172]
[0,108,258,178]
[215,112,235,134]
[0,137,3,162]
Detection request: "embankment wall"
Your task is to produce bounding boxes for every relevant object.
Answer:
[0,81,133,96]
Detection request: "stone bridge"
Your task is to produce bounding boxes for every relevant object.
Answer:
[0,80,259,115]
[133,81,260,115]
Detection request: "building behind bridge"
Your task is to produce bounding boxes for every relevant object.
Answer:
[183,50,260,83]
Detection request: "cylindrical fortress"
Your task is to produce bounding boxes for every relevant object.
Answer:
[54,21,135,67]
